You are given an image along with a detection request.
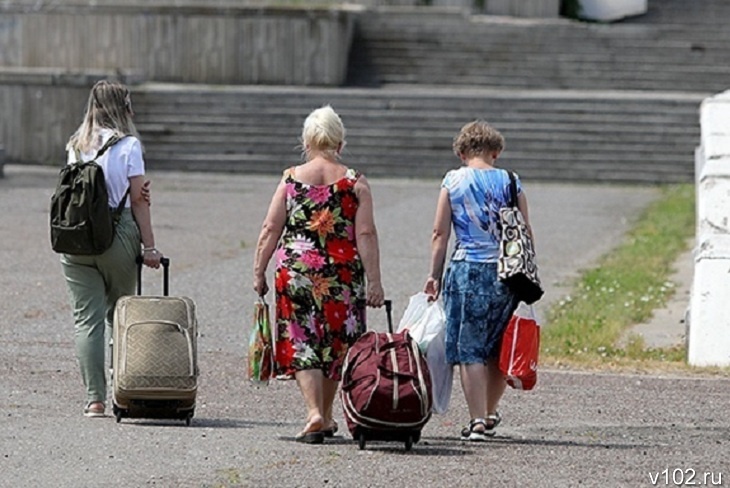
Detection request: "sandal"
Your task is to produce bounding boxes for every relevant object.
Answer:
[295,416,325,444]
[322,420,338,438]
[294,431,325,444]
[485,412,501,436]
[460,418,488,442]
[83,401,106,418]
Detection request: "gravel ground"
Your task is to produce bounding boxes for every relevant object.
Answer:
[1,165,727,488]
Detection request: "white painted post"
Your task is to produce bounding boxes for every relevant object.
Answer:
[577,0,647,22]
[688,90,730,367]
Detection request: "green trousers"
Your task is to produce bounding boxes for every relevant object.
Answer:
[61,210,140,403]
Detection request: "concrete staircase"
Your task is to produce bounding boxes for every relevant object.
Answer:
[346,6,730,92]
[132,0,728,184]
[133,84,703,183]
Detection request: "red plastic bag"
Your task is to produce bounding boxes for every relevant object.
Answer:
[499,305,540,390]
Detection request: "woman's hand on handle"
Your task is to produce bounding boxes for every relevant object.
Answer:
[254,274,269,297]
[142,248,162,269]
[423,276,440,302]
[366,281,385,308]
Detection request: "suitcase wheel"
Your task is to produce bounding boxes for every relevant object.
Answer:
[358,432,366,451]
[113,404,126,423]
[184,410,194,426]
[404,435,413,451]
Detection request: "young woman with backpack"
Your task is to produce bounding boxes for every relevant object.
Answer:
[60,80,161,418]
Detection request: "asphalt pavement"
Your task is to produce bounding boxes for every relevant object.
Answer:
[0,164,727,488]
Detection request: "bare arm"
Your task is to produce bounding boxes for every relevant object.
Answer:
[253,181,287,297]
[129,175,161,268]
[423,188,452,300]
[354,176,384,308]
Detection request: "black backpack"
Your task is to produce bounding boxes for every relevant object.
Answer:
[50,136,129,255]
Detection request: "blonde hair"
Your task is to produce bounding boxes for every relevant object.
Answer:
[452,120,505,159]
[301,105,346,159]
[67,80,140,153]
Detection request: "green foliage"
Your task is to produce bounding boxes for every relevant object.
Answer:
[543,184,695,364]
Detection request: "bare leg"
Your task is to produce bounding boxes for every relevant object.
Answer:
[294,369,325,434]
[485,358,506,421]
[322,377,339,430]
[460,363,488,429]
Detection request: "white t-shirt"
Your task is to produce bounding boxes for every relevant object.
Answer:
[66,128,145,208]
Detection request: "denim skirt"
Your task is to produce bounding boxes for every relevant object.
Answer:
[442,260,519,365]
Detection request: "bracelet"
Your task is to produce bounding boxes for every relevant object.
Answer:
[143,247,157,253]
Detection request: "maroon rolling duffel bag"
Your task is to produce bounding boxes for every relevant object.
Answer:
[340,300,433,451]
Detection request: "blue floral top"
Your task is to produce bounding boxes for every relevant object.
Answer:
[441,167,522,263]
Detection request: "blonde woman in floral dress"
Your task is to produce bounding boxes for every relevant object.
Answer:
[253,105,385,444]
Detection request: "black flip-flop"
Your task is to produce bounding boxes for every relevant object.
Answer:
[322,421,338,438]
[294,431,325,444]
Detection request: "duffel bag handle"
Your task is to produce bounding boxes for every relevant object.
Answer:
[377,364,420,382]
[384,299,393,332]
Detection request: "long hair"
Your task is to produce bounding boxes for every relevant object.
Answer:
[66,80,141,153]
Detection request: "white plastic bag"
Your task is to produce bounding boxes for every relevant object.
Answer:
[397,292,446,352]
[425,329,453,414]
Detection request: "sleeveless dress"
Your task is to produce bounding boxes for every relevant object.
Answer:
[273,167,367,380]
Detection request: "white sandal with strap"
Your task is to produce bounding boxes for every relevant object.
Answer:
[485,412,502,436]
[460,418,488,442]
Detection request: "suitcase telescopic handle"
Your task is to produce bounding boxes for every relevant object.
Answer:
[135,255,170,296]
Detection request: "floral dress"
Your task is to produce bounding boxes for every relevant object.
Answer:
[273,167,366,380]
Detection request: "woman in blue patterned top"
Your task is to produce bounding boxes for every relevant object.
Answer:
[423,120,535,441]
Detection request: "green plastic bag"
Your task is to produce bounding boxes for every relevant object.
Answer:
[248,298,275,385]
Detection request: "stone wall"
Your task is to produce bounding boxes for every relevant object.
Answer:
[0,69,138,165]
[0,2,358,86]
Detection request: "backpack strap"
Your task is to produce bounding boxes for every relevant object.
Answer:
[97,135,127,216]
[113,187,130,217]
[72,135,124,163]
[95,135,123,159]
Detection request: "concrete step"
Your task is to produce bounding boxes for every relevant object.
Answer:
[133,86,703,113]
[143,151,694,184]
[131,84,700,184]
[142,142,693,160]
[135,126,696,145]
[623,0,730,26]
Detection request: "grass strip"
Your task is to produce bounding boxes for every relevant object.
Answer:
[542,184,697,369]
